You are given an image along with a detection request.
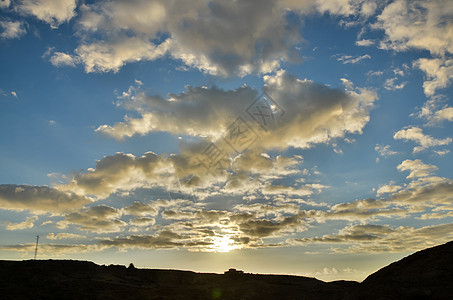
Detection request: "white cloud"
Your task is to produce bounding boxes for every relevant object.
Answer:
[397,159,438,179]
[415,96,453,125]
[434,149,450,156]
[46,232,86,240]
[383,77,406,90]
[375,144,398,157]
[97,71,377,152]
[393,126,452,153]
[414,58,453,97]
[0,20,26,39]
[336,54,371,64]
[11,91,17,98]
[61,0,306,76]
[292,223,453,253]
[49,51,79,67]
[374,0,453,56]
[6,216,38,230]
[16,0,77,28]
[0,0,11,9]
[376,184,402,196]
[74,37,171,73]
[355,39,375,47]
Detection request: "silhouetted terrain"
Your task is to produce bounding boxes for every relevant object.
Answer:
[1,241,452,299]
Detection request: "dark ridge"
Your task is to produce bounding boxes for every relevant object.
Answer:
[1,241,452,300]
[344,241,453,300]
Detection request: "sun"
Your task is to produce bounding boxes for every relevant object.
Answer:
[210,235,239,253]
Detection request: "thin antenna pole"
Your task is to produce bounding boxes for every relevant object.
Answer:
[34,235,39,260]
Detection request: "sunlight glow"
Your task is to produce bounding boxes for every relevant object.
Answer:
[209,235,240,253]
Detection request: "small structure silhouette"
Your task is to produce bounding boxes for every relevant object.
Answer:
[224,268,244,275]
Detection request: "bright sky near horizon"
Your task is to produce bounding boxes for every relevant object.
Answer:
[1,0,453,282]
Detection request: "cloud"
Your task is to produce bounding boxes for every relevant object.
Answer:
[397,159,438,179]
[0,0,11,9]
[291,222,453,253]
[11,91,17,98]
[0,20,26,39]
[355,39,375,47]
[97,71,377,152]
[57,205,126,233]
[376,184,402,196]
[393,126,452,153]
[16,0,77,28]
[46,232,86,240]
[335,54,371,64]
[374,0,453,56]
[375,144,398,157]
[383,77,406,90]
[5,216,38,230]
[313,0,379,17]
[53,0,305,76]
[0,184,92,213]
[123,201,158,217]
[434,149,450,156]
[60,151,167,198]
[74,37,171,73]
[414,58,453,97]
[0,243,93,254]
[234,214,305,238]
[415,96,453,125]
[98,230,188,250]
[49,51,79,67]
[129,217,155,227]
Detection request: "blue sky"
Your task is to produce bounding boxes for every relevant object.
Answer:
[1,0,453,281]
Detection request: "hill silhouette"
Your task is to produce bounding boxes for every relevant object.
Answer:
[1,241,452,299]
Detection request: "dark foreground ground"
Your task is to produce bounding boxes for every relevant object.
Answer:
[1,241,452,300]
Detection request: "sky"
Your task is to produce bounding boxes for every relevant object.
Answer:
[1,0,453,282]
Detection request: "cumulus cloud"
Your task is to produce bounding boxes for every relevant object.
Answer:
[98,230,189,250]
[46,232,86,240]
[397,159,438,179]
[375,144,398,157]
[0,20,26,39]
[374,0,453,56]
[415,96,453,125]
[291,222,453,253]
[97,71,377,152]
[50,0,305,76]
[123,201,158,217]
[0,0,11,9]
[49,51,79,67]
[393,126,452,153]
[74,37,171,73]
[0,184,91,212]
[5,216,38,230]
[414,58,453,97]
[129,217,155,227]
[383,77,406,90]
[16,0,77,28]
[376,184,402,196]
[59,152,167,198]
[57,205,126,233]
[355,39,375,47]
